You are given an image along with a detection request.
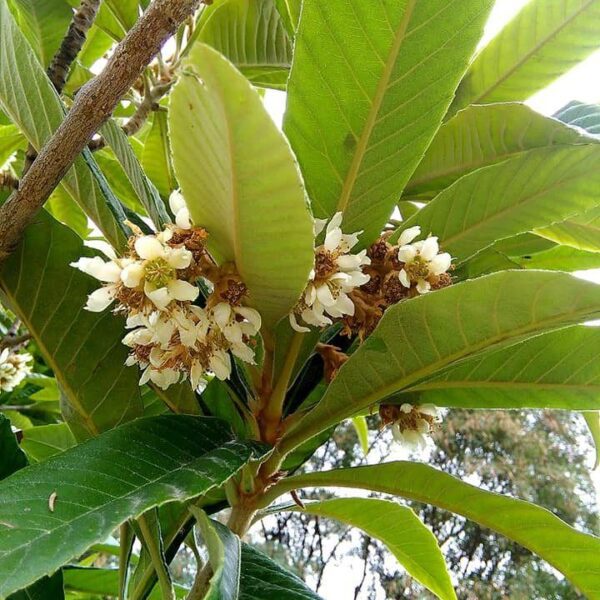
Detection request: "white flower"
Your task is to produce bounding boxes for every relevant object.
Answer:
[397,234,452,295]
[210,302,261,363]
[70,255,128,312]
[0,349,32,392]
[290,212,371,331]
[389,402,442,451]
[169,190,192,230]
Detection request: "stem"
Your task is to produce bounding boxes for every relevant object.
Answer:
[118,522,134,600]
[227,502,258,537]
[260,332,305,442]
[137,514,175,600]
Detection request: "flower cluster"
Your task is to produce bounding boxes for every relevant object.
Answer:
[379,402,442,450]
[0,348,32,392]
[72,192,261,391]
[343,226,453,339]
[290,213,370,332]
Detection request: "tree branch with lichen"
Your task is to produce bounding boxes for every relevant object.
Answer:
[0,0,202,263]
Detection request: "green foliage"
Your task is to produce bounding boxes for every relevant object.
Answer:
[452,0,600,111]
[288,498,455,600]
[0,415,267,597]
[0,210,143,438]
[170,42,314,328]
[275,461,600,599]
[197,0,292,89]
[281,271,600,450]
[284,0,494,243]
[1,1,599,598]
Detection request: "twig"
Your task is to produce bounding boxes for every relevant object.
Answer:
[0,333,31,350]
[0,0,202,263]
[89,80,173,151]
[23,0,103,175]
[0,171,19,190]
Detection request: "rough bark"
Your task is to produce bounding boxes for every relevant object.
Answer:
[0,0,200,262]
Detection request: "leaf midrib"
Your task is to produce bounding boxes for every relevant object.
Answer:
[409,380,600,393]
[336,0,417,214]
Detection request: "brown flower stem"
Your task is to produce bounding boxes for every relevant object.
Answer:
[0,0,202,263]
[0,333,31,350]
[23,0,102,175]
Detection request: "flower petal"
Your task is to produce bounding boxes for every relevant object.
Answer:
[135,236,164,260]
[398,269,411,288]
[145,285,171,311]
[416,279,431,294]
[398,226,421,247]
[316,283,336,307]
[397,245,417,263]
[429,252,452,276]
[289,312,310,333]
[166,247,192,270]
[420,236,439,261]
[167,279,199,302]
[121,263,145,288]
[85,287,116,312]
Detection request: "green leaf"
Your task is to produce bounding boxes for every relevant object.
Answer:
[451,0,600,112]
[197,0,292,90]
[8,0,72,67]
[105,0,139,31]
[142,112,177,199]
[396,145,600,263]
[402,326,600,410]
[518,245,600,271]
[0,414,27,480]
[20,424,77,463]
[191,508,241,600]
[0,210,143,439]
[555,100,600,135]
[170,43,314,329]
[100,119,170,228]
[284,0,493,243]
[46,185,90,239]
[350,416,369,455]
[8,572,64,600]
[239,544,322,600]
[536,205,600,252]
[0,415,268,597]
[0,0,128,249]
[405,103,594,198]
[274,462,600,599]
[288,498,455,600]
[583,411,600,469]
[273,0,301,35]
[63,567,189,598]
[280,271,600,451]
[0,124,26,165]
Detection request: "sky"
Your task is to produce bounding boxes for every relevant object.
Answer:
[260,1,600,597]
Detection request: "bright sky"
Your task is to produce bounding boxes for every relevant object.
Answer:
[260,2,600,597]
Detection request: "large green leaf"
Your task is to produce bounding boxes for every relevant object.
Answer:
[401,326,600,410]
[451,0,600,112]
[142,112,176,199]
[396,145,600,262]
[0,415,267,597]
[518,245,600,271]
[273,0,301,35]
[192,508,241,600]
[20,423,77,463]
[8,0,72,67]
[555,100,600,135]
[0,0,128,249]
[100,119,170,228]
[0,414,26,480]
[405,103,594,198]
[8,572,64,600]
[63,567,188,598]
[198,0,292,90]
[271,462,600,599]
[239,544,322,600]
[536,205,600,252]
[0,210,143,439]
[284,0,493,243]
[0,124,25,165]
[290,498,455,600]
[280,271,600,452]
[170,43,314,329]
